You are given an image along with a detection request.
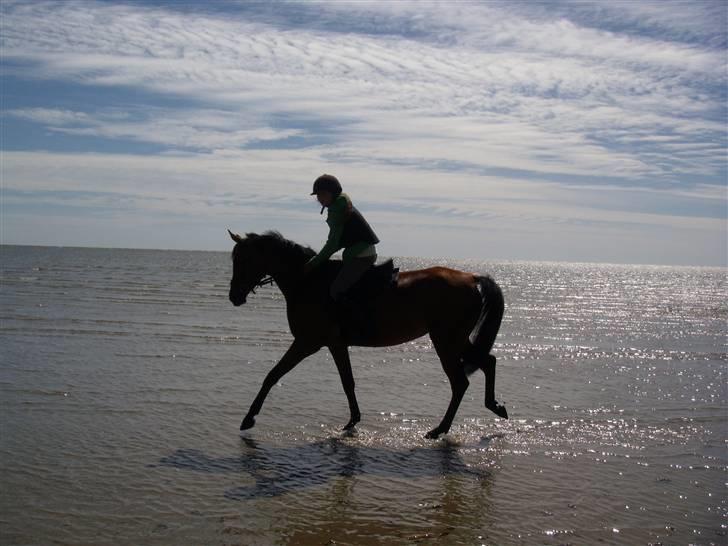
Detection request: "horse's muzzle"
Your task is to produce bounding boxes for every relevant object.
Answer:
[229,291,247,307]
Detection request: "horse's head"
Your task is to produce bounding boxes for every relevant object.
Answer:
[228,230,268,306]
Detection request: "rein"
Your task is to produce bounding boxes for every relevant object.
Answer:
[250,276,275,294]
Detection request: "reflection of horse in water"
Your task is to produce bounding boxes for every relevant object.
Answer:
[228,231,508,439]
[157,436,493,500]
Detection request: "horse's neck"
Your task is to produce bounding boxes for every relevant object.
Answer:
[270,258,305,300]
[259,239,313,300]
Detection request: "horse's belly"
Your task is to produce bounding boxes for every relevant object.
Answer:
[366,305,429,347]
[365,326,428,348]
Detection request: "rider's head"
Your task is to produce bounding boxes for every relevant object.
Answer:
[311,174,342,207]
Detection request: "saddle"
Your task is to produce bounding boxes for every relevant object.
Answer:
[347,258,399,302]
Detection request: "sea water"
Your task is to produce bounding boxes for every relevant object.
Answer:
[1,246,725,545]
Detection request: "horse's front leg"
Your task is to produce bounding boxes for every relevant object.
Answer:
[240,340,320,431]
[328,343,361,430]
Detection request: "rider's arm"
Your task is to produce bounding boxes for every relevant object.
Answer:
[307,223,344,269]
[306,196,349,269]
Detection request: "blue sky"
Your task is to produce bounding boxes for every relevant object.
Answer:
[1,0,726,265]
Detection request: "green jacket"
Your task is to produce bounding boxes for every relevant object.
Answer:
[306,193,374,269]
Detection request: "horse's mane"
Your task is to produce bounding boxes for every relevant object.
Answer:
[234,230,316,263]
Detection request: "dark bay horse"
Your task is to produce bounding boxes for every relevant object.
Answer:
[228,230,508,439]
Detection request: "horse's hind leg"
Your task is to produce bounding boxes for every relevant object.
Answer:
[426,358,469,439]
[483,355,508,419]
[426,337,470,439]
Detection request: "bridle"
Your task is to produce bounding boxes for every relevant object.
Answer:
[231,239,275,297]
[250,276,275,294]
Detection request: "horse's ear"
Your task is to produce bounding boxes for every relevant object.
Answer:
[228,229,244,244]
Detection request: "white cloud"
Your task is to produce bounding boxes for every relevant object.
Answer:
[7,108,92,125]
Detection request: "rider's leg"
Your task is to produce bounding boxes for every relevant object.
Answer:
[330,256,376,340]
[330,255,377,301]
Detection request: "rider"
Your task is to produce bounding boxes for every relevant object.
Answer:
[304,174,379,330]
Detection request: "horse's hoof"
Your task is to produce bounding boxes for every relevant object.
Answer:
[240,416,256,431]
[425,428,443,439]
[342,421,357,431]
[486,401,509,419]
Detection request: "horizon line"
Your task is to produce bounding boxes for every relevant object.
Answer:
[2,243,725,270]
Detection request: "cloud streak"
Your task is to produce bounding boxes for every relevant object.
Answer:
[7,107,303,150]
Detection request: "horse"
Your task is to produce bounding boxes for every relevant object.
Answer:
[228,230,508,439]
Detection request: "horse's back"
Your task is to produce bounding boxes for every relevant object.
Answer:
[396,266,479,299]
[362,266,481,347]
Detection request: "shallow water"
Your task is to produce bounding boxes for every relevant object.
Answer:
[1,246,726,545]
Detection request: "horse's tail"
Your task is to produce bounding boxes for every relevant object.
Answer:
[462,275,504,376]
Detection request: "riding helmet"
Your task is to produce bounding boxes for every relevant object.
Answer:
[310,174,342,196]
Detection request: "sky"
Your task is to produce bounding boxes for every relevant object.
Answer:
[1,0,726,266]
